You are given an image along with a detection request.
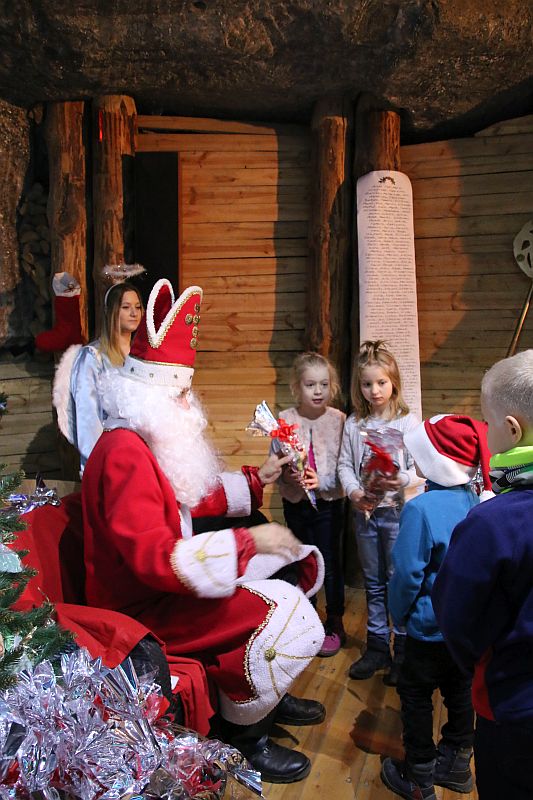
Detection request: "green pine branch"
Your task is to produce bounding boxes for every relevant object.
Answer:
[0,463,74,688]
[0,603,54,633]
[0,565,35,607]
[0,645,24,692]
[0,469,24,498]
[30,624,74,663]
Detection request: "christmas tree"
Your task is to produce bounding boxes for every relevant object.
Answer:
[0,397,72,690]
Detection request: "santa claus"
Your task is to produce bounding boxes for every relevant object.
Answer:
[81,279,326,783]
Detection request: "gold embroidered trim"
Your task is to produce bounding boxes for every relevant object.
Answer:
[234,585,276,702]
[234,592,318,705]
[170,542,196,594]
[264,595,314,701]
[147,285,203,350]
[170,531,233,593]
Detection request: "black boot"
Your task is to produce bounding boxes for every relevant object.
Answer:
[434,741,473,793]
[241,735,311,783]
[349,634,391,680]
[223,708,311,784]
[384,633,406,687]
[381,757,436,799]
[273,693,326,726]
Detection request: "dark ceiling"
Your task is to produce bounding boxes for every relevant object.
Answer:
[0,0,532,140]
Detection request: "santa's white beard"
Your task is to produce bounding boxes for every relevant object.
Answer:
[99,372,221,507]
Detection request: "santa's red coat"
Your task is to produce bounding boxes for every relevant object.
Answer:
[82,428,324,725]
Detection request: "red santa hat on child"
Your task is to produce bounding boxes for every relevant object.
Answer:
[404,414,493,499]
[121,279,202,389]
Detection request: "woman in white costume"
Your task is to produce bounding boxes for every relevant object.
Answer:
[54,280,144,473]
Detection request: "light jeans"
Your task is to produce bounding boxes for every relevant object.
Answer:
[355,506,404,642]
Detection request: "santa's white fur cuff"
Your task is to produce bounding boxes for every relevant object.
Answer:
[220,471,251,517]
[170,529,238,597]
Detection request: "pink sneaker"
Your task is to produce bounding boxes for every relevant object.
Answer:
[318,631,341,657]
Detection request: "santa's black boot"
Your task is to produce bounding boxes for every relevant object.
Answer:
[222,707,311,784]
[273,693,325,726]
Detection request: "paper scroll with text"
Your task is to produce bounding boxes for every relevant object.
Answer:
[356,170,421,419]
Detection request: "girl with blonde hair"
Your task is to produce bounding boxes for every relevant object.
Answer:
[338,340,419,683]
[278,351,346,656]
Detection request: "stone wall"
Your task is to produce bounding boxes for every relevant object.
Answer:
[0,2,530,135]
[0,99,31,349]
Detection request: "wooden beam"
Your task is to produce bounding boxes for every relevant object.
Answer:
[136,132,309,153]
[136,114,307,136]
[180,150,310,167]
[44,101,88,481]
[475,114,533,137]
[352,95,401,353]
[92,95,136,330]
[180,165,309,187]
[306,96,354,385]
[44,101,88,342]
[402,133,533,162]
[354,95,400,178]
[401,152,533,180]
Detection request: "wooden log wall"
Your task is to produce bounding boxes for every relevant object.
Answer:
[306,97,353,382]
[183,126,311,520]
[401,113,533,418]
[137,118,312,519]
[92,95,136,330]
[44,101,88,342]
[0,361,61,476]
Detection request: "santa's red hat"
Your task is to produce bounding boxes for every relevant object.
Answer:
[404,414,492,496]
[121,279,202,389]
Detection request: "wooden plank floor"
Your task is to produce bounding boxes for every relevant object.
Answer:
[263,587,478,799]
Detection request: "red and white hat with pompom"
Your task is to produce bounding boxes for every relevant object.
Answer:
[121,279,202,389]
[404,414,493,499]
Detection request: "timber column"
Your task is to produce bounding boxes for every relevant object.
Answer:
[44,101,88,342]
[306,96,354,385]
[343,96,403,585]
[92,95,136,330]
[352,93,401,352]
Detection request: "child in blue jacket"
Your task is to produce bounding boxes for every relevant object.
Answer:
[433,350,533,800]
[381,414,492,800]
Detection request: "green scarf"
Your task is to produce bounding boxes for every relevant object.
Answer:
[490,445,533,493]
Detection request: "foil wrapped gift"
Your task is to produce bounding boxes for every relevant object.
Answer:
[0,649,261,800]
[3,474,60,518]
[359,427,404,514]
[247,400,317,509]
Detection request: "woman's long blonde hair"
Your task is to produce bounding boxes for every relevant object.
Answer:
[290,351,341,403]
[99,282,143,366]
[351,340,409,421]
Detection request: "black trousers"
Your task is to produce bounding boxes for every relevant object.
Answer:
[282,497,345,619]
[475,715,533,799]
[397,636,474,763]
